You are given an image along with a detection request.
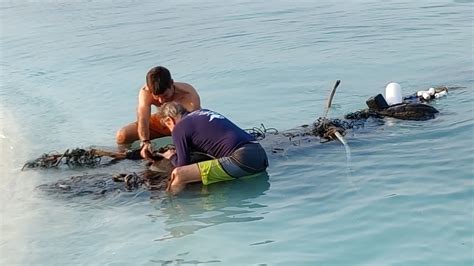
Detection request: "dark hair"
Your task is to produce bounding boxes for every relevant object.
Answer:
[146,66,173,95]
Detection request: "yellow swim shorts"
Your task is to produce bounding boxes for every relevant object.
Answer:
[197,159,266,185]
[198,159,234,185]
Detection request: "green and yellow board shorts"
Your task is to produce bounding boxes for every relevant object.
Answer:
[197,159,265,185]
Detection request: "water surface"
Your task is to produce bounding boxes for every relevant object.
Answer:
[1,0,473,265]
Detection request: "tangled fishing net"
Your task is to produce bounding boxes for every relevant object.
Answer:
[22,148,104,170]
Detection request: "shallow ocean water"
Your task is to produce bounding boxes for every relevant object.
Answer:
[1,0,473,265]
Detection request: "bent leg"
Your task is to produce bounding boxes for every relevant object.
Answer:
[116,122,139,145]
[115,119,169,145]
[197,159,235,185]
[167,163,201,194]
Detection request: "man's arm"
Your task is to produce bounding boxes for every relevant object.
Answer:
[137,86,152,142]
[171,124,191,167]
[137,86,155,160]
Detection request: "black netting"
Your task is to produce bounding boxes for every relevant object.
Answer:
[22,148,103,170]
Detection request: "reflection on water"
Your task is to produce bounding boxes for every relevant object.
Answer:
[149,174,270,241]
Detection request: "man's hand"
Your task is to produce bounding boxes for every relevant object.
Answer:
[140,142,154,160]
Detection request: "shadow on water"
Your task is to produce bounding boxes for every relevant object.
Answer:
[148,173,270,242]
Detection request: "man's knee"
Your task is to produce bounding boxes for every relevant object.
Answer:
[171,168,184,186]
[116,128,130,144]
[171,167,201,185]
[168,168,186,194]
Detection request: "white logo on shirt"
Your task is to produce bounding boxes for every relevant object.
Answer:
[193,110,225,122]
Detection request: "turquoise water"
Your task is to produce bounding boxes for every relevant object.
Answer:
[1,0,473,265]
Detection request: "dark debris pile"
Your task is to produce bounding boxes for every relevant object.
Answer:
[22,148,104,170]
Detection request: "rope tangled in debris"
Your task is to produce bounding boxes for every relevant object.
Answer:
[112,172,144,191]
[245,123,279,140]
[311,118,345,142]
[245,119,358,143]
[22,148,103,170]
[24,118,367,171]
[244,119,360,144]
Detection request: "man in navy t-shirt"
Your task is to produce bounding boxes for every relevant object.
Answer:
[156,102,268,194]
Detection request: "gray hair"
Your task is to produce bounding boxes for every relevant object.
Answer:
[157,102,187,120]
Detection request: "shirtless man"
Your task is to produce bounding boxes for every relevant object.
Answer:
[115,66,201,159]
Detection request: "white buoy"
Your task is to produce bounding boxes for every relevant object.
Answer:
[422,92,431,100]
[385,82,403,105]
[428,87,436,96]
[435,90,448,98]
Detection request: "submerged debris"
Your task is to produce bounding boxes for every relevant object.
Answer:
[35,146,213,196]
[30,85,462,197]
[21,145,171,171]
[22,148,104,170]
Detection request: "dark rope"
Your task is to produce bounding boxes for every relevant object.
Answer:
[245,123,279,140]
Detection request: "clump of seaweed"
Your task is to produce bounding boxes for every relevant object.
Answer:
[22,148,104,170]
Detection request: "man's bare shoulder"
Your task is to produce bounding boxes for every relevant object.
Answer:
[175,82,197,93]
[138,84,157,106]
[174,82,201,110]
[139,84,151,93]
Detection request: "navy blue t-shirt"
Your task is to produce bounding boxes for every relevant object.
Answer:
[171,109,255,167]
